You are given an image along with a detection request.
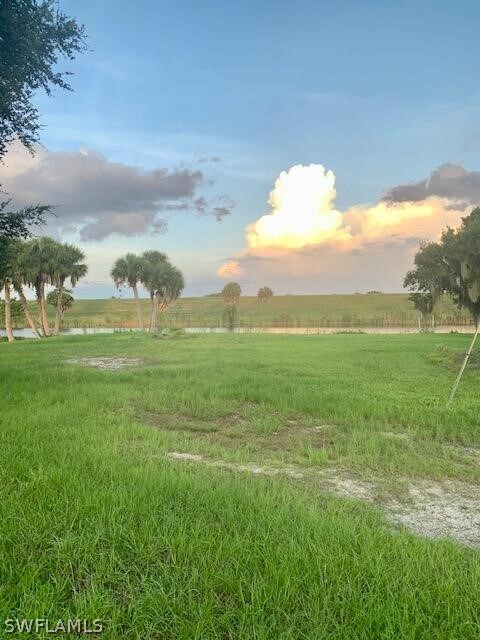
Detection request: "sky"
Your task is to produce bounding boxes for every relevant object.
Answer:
[4,0,480,297]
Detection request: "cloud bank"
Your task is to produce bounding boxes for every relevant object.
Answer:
[383,163,480,206]
[1,142,233,240]
[219,163,480,292]
[245,163,470,254]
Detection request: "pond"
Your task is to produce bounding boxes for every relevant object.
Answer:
[1,325,476,339]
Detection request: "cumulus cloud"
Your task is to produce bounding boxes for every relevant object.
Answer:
[247,165,350,250]
[218,162,477,291]
[217,260,244,278]
[244,163,468,256]
[0,142,234,240]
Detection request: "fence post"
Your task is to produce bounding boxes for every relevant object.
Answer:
[446,324,480,408]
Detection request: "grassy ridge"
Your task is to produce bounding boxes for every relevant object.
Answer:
[1,333,479,637]
[14,293,473,328]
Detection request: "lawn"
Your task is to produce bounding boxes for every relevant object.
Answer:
[9,292,474,329]
[1,332,479,638]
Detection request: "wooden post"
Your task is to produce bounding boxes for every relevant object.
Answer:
[446,324,480,408]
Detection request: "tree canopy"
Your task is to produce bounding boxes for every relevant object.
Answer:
[403,241,449,325]
[0,200,53,239]
[0,0,86,241]
[405,207,480,325]
[0,0,87,158]
[257,286,273,303]
[1,235,86,339]
[441,209,480,323]
[222,282,241,305]
[46,287,74,313]
[138,251,184,332]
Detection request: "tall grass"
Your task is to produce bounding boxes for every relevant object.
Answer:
[6,293,474,330]
[0,333,479,638]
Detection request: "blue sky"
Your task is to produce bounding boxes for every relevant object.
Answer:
[8,0,480,296]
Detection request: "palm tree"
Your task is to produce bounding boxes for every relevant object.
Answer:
[111,253,145,330]
[47,288,74,327]
[22,237,59,336]
[0,238,17,342]
[141,251,168,332]
[11,240,41,338]
[51,243,87,334]
[257,286,273,303]
[1,277,14,342]
[141,251,184,332]
[222,282,241,305]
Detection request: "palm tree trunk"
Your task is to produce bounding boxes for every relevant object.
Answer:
[132,283,144,331]
[54,283,64,335]
[4,282,14,343]
[38,282,50,337]
[149,292,158,333]
[16,285,41,338]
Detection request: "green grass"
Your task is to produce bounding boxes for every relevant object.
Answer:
[1,333,479,638]
[10,292,474,329]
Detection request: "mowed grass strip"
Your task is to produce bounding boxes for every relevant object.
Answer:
[1,333,479,638]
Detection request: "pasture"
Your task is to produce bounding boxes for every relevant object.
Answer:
[10,292,474,329]
[1,332,479,638]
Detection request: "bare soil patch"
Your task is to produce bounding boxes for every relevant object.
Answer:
[167,451,480,548]
[66,357,143,371]
[142,409,337,453]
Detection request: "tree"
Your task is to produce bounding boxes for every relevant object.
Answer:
[0,199,52,240]
[21,236,58,336]
[0,0,87,158]
[438,208,480,406]
[0,0,86,240]
[0,279,14,342]
[0,296,23,339]
[51,243,86,334]
[140,251,167,332]
[221,282,241,305]
[0,237,17,341]
[222,304,237,331]
[257,286,273,303]
[47,288,73,329]
[221,282,241,330]
[441,208,480,325]
[141,251,185,332]
[403,241,448,328]
[9,238,41,336]
[111,253,145,330]
[405,213,480,328]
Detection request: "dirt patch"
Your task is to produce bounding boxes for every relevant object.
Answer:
[66,357,143,371]
[445,443,480,464]
[143,410,240,434]
[311,424,336,432]
[142,410,337,453]
[323,474,378,501]
[320,471,480,547]
[167,451,480,548]
[387,481,480,548]
[167,452,305,479]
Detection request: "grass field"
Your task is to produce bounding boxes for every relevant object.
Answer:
[9,292,474,330]
[1,332,479,638]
